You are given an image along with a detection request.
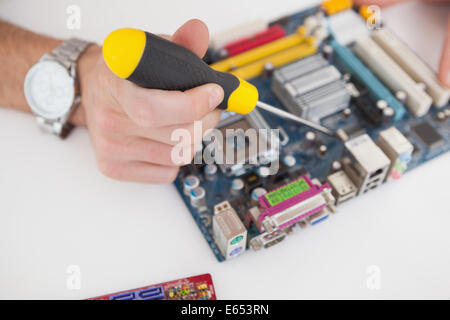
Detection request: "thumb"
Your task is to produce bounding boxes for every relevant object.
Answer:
[438,16,450,88]
[170,19,210,59]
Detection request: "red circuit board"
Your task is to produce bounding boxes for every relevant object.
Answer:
[88,273,216,300]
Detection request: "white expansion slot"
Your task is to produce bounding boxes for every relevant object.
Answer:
[210,19,268,50]
[353,36,432,117]
[371,28,450,107]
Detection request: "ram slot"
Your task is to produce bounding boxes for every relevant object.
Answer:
[210,26,308,72]
[329,39,406,121]
[210,19,267,50]
[371,28,450,107]
[225,25,286,57]
[230,40,317,80]
[353,36,432,117]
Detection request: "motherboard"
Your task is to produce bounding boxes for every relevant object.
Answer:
[173,0,450,262]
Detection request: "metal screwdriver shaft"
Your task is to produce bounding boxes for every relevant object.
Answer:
[255,101,335,136]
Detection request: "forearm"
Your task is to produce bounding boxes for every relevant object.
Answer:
[0,20,100,126]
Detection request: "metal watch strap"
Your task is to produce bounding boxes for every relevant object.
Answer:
[38,38,92,138]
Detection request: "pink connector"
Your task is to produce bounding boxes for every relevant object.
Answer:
[255,175,331,231]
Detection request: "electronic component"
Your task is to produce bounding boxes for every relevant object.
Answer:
[255,175,335,232]
[248,175,335,250]
[183,175,200,195]
[210,19,268,50]
[190,187,206,208]
[376,127,414,180]
[411,122,444,149]
[343,134,391,195]
[330,39,406,121]
[231,178,245,194]
[307,207,330,225]
[213,201,247,259]
[171,6,450,262]
[230,40,317,80]
[327,170,357,204]
[272,53,350,122]
[251,187,267,202]
[208,109,280,176]
[204,164,218,180]
[354,94,384,127]
[371,28,450,107]
[211,26,309,73]
[284,65,341,97]
[273,53,328,84]
[224,25,286,57]
[327,9,368,45]
[89,274,216,300]
[293,79,350,122]
[353,36,433,117]
[321,0,353,15]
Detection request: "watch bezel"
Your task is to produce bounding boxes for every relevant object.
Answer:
[24,59,76,121]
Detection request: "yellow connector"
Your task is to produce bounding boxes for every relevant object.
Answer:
[230,38,317,80]
[321,0,353,15]
[211,26,307,72]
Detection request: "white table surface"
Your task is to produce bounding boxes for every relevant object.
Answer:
[1,0,449,299]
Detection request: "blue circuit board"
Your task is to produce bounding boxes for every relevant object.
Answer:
[173,6,450,262]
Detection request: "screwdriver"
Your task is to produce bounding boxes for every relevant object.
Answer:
[102,28,335,136]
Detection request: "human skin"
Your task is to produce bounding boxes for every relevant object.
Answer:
[0,19,224,183]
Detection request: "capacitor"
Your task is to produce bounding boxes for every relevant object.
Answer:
[437,111,446,121]
[322,44,333,61]
[263,62,275,78]
[331,160,342,172]
[190,187,206,208]
[231,178,244,194]
[318,144,327,156]
[204,164,218,180]
[395,90,407,104]
[251,187,267,202]
[382,107,395,123]
[303,131,316,149]
[183,175,200,196]
[343,108,352,118]
[257,166,271,178]
[376,100,388,110]
[282,155,296,167]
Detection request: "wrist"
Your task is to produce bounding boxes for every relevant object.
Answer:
[70,44,101,126]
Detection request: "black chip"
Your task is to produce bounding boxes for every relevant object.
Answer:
[411,122,443,148]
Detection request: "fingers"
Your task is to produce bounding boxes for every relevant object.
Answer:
[131,110,221,145]
[115,81,223,128]
[171,19,210,58]
[98,160,179,184]
[439,16,450,87]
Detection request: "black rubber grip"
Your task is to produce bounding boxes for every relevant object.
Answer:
[128,32,240,110]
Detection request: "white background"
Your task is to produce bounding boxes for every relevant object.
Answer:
[0,0,449,299]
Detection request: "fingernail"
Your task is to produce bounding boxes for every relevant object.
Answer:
[209,85,223,110]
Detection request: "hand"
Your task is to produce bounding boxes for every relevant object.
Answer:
[354,0,450,87]
[71,19,224,183]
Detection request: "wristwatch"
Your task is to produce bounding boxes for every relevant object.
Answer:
[24,38,92,138]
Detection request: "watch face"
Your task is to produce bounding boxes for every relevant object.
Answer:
[24,60,75,120]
